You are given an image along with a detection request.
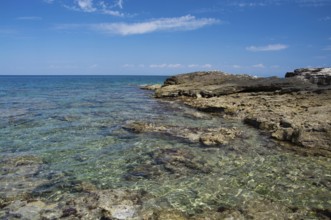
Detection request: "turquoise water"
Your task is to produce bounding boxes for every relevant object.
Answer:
[0,76,330,218]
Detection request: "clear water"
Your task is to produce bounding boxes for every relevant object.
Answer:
[0,75,330,217]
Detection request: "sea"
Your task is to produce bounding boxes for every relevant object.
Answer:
[0,75,330,218]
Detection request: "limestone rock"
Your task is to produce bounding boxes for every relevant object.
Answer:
[155,71,315,98]
[153,70,331,155]
[140,84,162,91]
[285,68,331,86]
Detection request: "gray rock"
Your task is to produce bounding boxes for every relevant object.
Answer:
[155,71,315,98]
[285,68,331,86]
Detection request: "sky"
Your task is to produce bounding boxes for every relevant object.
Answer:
[0,0,331,76]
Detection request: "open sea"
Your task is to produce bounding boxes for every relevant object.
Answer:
[0,75,330,219]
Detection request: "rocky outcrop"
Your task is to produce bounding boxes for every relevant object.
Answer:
[155,71,316,98]
[285,68,331,86]
[151,70,331,155]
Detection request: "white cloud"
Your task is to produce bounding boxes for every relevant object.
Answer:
[230,0,331,7]
[16,16,42,21]
[102,10,124,17]
[252,63,265,68]
[149,64,183,69]
[116,0,124,9]
[188,64,199,68]
[232,65,242,69]
[246,44,288,52]
[75,0,96,12]
[99,1,125,17]
[202,64,212,68]
[92,15,220,35]
[62,0,126,17]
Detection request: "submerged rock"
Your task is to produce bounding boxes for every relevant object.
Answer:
[0,155,48,207]
[123,121,241,147]
[200,127,242,146]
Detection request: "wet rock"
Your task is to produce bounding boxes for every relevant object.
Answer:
[1,189,148,220]
[285,68,331,86]
[149,148,212,174]
[124,121,240,147]
[199,127,241,146]
[123,121,167,134]
[124,164,162,180]
[61,207,78,217]
[140,84,162,91]
[156,210,189,220]
[0,155,48,205]
[53,115,80,122]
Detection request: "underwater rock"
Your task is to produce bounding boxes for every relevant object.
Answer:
[150,148,212,174]
[199,127,241,146]
[0,155,48,206]
[124,147,213,181]
[124,121,240,147]
[124,164,162,180]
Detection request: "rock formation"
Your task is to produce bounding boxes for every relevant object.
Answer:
[285,68,331,86]
[155,71,316,98]
[152,69,331,155]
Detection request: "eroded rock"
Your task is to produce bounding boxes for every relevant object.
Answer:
[285,68,331,86]
[152,70,331,155]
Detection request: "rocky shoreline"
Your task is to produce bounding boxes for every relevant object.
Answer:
[144,68,331,157]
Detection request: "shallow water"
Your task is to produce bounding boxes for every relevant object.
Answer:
[0,76,330,218]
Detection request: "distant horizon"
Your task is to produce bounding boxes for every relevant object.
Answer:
[1,66,330,78]
[1,0,330,76]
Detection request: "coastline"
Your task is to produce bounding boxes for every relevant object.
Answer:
[1,73,331,219]
[147,68,331,157]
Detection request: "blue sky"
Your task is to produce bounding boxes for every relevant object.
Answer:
[0,0,330,76]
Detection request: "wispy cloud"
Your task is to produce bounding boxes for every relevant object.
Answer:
[75,0,96,12]
[319,16,331,21]
[246,44,288,52]
[61,0,127,17]
[115,0,124,9]
[228,0,331,7]
[16,16,42,21]
[252,63,265,68]
[123,63,213,69]
[90,15,220,35]
[43,0,54,3]
[323,45,331,51]
[0,29,17,35]
[296,0,331,6]
[149,64,183,68]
